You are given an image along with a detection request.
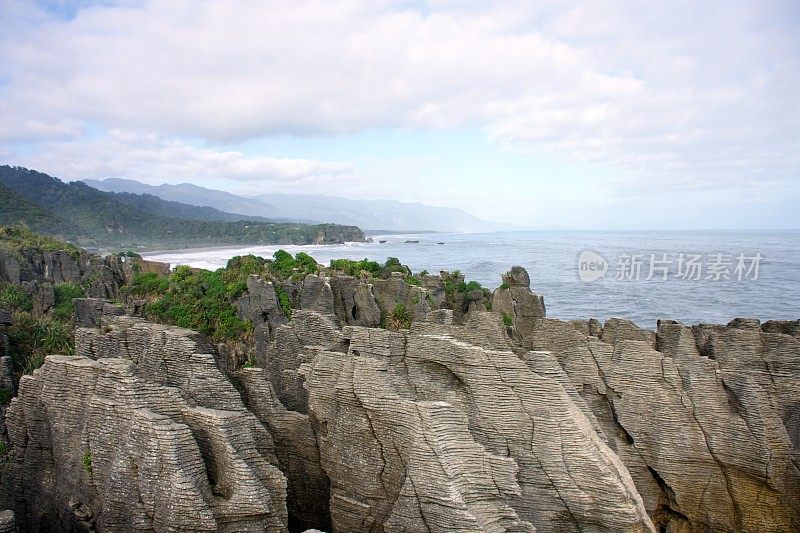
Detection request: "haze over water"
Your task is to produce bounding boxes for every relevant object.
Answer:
[144,230,799,328]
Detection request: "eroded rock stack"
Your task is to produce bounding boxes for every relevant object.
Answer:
[2,316,287,532]
[0,266,798,532]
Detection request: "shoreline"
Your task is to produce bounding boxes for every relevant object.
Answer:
[140,239,375,258]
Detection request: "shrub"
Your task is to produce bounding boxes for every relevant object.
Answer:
[458,281,482,293]
[7,311,74,374]
[265,250,319,280]
[0,284,32,312]
[387,303,412,330]
[502,312,513,327]
[83,451,92,474]
[226,254,267,278]
[405,276,422,287]
[223,254,268,298]
[329,258,381,277]
[127,271,169,297]
[52,282,85,321]
[294,252,318,274]
[385,257,403,268]
[275,285,292,320]
[0,225,81,261]
[499,282,510,290]
[141,266,252,342]
[271,250,296,277]
[381,257,412,278]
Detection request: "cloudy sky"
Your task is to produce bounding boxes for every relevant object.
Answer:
[1,0,798,229]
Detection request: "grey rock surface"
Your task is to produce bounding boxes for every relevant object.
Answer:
[2,317,287,532]
[2,263,799,533]
[329,275,382,327]
[73,298,124,328]
[0,510,15,533]
[523,315,800,532]
[237,275,290,335]
[302,312,654,532]
[492,267,546,336]
[371,275,431,322]
[0,249,127,299]
[237,367,331,532]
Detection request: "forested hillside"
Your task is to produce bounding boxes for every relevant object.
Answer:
[0,183,82,236]
[0,166,363,249]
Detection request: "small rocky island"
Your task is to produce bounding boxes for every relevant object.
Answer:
[0,229,797,532]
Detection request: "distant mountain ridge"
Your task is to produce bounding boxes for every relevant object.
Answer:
[84,178,502,232]
[83,178,314,224]
[0,166,364,248]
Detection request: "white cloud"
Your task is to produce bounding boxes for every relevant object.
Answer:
[0,0,798,210]
[2,129,354,192]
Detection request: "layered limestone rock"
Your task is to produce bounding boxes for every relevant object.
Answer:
[492,266,546,337]
[73,298,125,328]
[522,314,800,532]
[371,273,431,322]
[329,275,382,327]
[2,316,287,532]
[301,312,654,532]
[2,261,798,533]
[0,249,129,299]
[236,367,331,532]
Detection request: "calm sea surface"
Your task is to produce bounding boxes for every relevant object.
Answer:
[143,231,799,328]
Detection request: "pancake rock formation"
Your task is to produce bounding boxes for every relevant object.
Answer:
[0,265,798,533]
[1,316,287,532]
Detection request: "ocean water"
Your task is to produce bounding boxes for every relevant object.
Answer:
[143,230,800,328]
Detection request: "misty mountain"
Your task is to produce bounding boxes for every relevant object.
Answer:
[83,178,312,224]
[84,178,502,231]
[253,193,501,232]
[0,166,363,248]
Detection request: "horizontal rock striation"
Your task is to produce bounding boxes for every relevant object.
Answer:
[302,314,653,532]
[2,316,287,532]
[521,314,800,530]
[1,264,798,533]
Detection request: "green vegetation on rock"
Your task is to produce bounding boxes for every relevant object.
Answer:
[7,311,74,374]
[275,285,292,320]
[0,284,33,312]
[53,283,86,321]
[329,258,382,277]
[126,272,170,297]
[0,225,81,261]
[82,451,93,474]
[328,256,416,280]
[134,265,252,342]
[405,275,422,286]
[386,303,412,331]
